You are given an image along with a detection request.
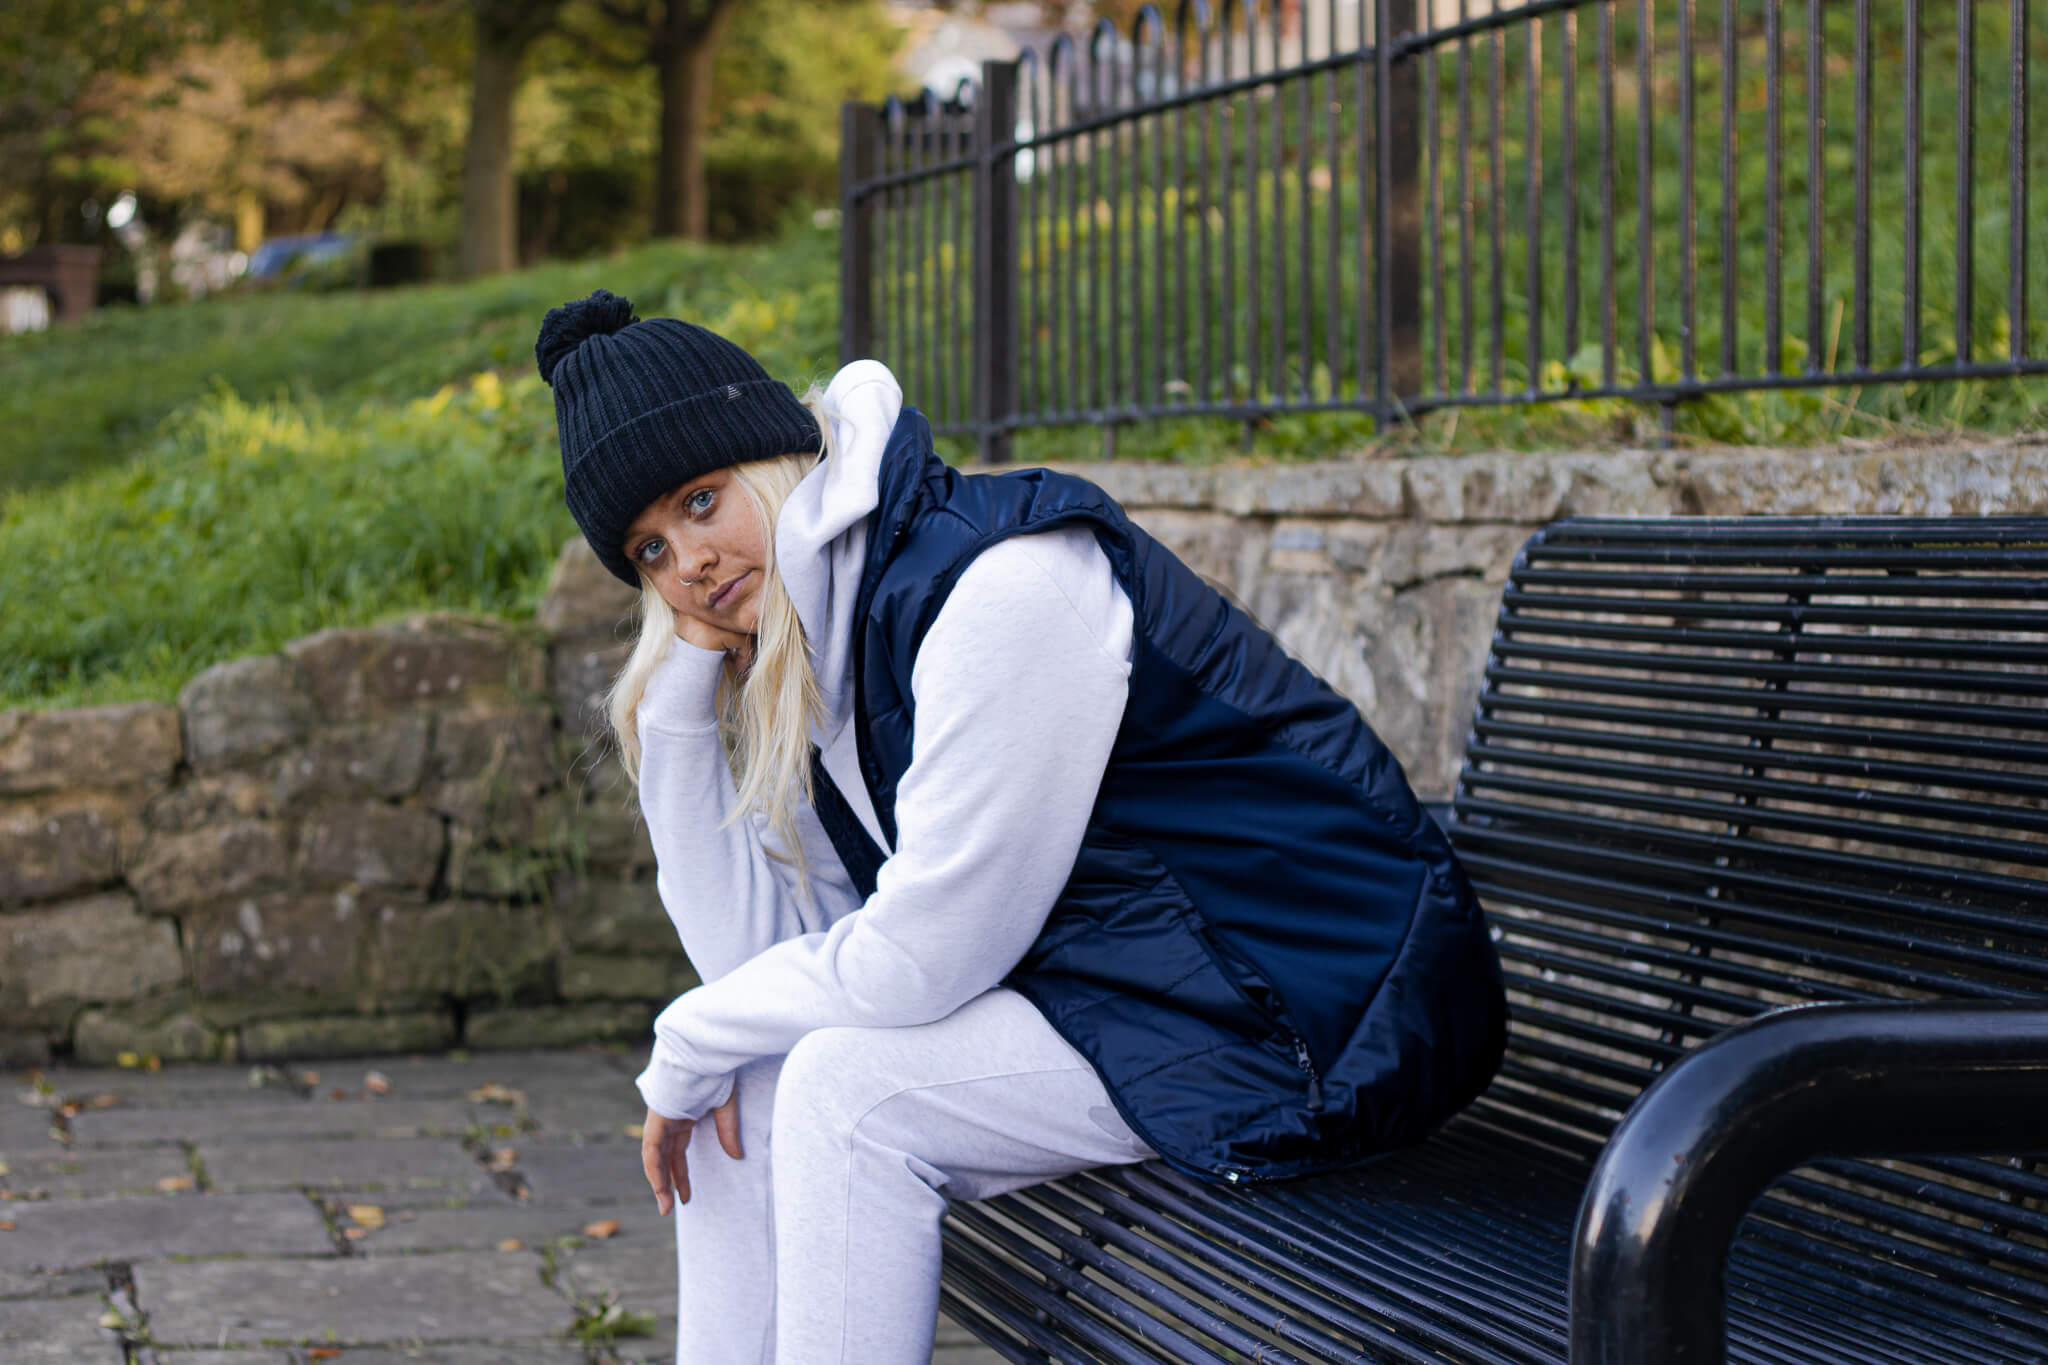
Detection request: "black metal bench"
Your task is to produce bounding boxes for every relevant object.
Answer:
[939,516,2048,1365]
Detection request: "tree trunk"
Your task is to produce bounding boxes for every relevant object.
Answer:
[458,1,555,277]
[651,1,735,241]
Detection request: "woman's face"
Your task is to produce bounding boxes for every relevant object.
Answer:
[622,468,767,638]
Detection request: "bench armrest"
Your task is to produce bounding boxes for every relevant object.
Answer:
[1569,1001,2048,1365]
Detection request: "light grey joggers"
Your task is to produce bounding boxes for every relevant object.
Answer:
[666,987,1155,1365]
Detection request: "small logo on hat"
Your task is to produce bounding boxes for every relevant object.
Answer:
[725,383,742,400]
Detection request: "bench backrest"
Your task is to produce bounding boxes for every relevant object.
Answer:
[1449,516,2048,1305]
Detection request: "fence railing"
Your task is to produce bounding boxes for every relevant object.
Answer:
[840,0,2044,461]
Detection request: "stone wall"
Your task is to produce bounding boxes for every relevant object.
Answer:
[4,435,2041,1064]
[0,551,670,1069]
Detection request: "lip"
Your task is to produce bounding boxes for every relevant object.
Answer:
[707,569,753,610]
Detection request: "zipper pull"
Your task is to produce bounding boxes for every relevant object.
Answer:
[1292,1037,1325,1112]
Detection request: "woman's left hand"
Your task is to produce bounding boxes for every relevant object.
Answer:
[641,1085,743,1216]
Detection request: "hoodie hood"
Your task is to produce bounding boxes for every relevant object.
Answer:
[772,360,903,742]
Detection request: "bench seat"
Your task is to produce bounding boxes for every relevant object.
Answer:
[941,516,2048,1365]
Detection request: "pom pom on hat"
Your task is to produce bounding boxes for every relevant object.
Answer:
[535,288,639,384]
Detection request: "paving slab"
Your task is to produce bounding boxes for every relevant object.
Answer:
[599,1319,676,1365]
[197,1137,498,1197]
[521,1085,645,1140]
[0,1293,124,1360]
[33,1066,302,1109]
[356,1201,660,1254]
[1,1145,193,1198]
[0,1098,65,1151]
[504,1138,644,1206]
[299,1345,589,1364]
[70,1098,479,1148]
[305,1051,632,1097]
[0,1266,106,1299]
[0,1191,332,1272]
[134,1250,574,1347]
[150,1354,291,1364]
[555,1238,675,1320]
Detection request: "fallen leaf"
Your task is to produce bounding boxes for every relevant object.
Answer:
[155,1175,194,1193]
[623,1123,643,1139]
[497,1237,524,1251]
[56,1101,80,1118]
[346,1203,385,1229]
[0,1220,14,1231]
[488,1146,519,1172]
[582,1219,621,1240]
[87,1094,119,1109]
[143,1055,162,1072]
[98,1310,121,1328]
[342,1226,368,1241]
[0,1161,10,1177]
[466,1082,525,1107]
[363,1070,392,1095]
[330,1087,347,1102]
[308,1351,343,1361]
[116,1052,140,1069]
[299,1070,321,1086]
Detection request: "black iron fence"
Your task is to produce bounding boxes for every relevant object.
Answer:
[839,0,2044,461]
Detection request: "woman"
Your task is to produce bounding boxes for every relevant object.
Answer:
[535,289,1507,1365]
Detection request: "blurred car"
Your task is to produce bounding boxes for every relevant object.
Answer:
[244,232,358,283]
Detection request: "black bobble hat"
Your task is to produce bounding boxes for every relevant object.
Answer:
[536,288,822,586]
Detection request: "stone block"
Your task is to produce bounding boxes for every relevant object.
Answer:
[363,1200,657,1253]
[0,1191,331,1273]
[563,761,654,870]
[507,1137,644,1207]
[428,703,557,789]
[550,633,633,749]
[368,900,556,1006]
[0,1294,123,1359]
[181,888,378,1003]
[537,535,639,636]
[0,891,183,1024]
[3,1145,195,1197]
[296,802,445,890]
[1127,508,1260,588]
[0,1032,50,1067]
[69,1097,477,1148]
[445,826,559,900]
[558,951,696,1002]
[73,998,230,1065]
[465,1002,655,1051]
[144,770,276,832]
[1057,460,1219,510]
[238,1011,456,1061]
[1376,523,1530,590]
[286,616,542,722]
[1216,458,1407,518]
[178,654,319,768]
[267,712,431,807]
[552,874,671,954]
[129,818,287,913]
[0,701,180,796]
[0,788,142,905]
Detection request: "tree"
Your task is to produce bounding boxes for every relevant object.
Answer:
[0,1,197,247]
[459,0,565,275]
[561,0,740,241]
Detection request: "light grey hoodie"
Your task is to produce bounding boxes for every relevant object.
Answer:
[632,360,1135,1120]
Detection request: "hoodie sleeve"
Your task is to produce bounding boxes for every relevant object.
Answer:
[632,532,1133,1120]
[632,642,854,986]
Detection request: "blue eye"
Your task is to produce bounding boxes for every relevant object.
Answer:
[686,489,715,515]
[634,538,665,566]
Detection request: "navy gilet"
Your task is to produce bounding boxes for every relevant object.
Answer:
[814,409,1509,1183]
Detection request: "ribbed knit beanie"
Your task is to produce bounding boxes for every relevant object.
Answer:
[535,289,823,586]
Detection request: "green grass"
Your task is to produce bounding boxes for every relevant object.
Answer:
[0,226,841,711]
[0,227,841,495]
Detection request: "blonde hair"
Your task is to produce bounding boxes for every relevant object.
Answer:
[606,390,836,875]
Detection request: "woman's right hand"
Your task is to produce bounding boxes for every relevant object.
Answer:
[675,614,754,672]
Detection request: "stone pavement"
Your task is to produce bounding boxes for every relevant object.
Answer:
[0,1048,1003,1364]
